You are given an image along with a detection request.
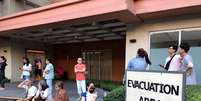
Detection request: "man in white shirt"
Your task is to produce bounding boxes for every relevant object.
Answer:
[160,45,181,71]
[17,80,37,101]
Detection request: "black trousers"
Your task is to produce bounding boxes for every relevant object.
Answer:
[35,69,42,77]
[0,71,5,88]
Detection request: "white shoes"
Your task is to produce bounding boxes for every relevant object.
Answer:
[0,87,5,91]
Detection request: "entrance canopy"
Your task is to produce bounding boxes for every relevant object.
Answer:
[0,0,137,32]
[3,19,127,44]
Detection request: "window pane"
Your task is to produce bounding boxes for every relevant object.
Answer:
[150,31,179,70]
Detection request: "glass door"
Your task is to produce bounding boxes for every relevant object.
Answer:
[26,50,46,78]
[82,50,112,81]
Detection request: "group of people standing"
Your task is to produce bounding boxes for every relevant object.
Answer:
[14,57,68,101]
[17,57,98,101]
[17,57,69,101]
[127,43,196,85]
[19,58,54,92]
[0,55,98,101]
[0,43,196,101]
[74,57,98,101]
[161,43,196,85]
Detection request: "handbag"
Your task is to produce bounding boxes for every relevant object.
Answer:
[165,54,176,70]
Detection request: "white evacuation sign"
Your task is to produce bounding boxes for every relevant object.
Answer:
[126,71,185,101]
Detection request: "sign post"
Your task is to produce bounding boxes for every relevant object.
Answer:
[126,70,185,101]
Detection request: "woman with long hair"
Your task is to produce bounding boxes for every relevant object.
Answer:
[33,80,52,101]
[127,48,151,70]
[34,59,43,81]
[19,57,32,81]
[53,81,69,101]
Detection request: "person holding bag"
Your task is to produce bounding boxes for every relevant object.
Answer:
[43,59,54,99]
[159,45,181,71]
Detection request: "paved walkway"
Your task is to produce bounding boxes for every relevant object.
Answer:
[0,81,105,101]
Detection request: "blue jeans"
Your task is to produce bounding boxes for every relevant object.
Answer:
[76,80,86,96]
[45,79,53,98]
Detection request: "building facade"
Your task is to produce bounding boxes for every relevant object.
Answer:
[0,0,53,81]
[0,0,201,84]
[0,0,51,17]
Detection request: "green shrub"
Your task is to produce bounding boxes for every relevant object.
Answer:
[186,85,201,101]
[86,80,121,91]
[99,81,120,91]
[104,85,201,101]
[104,86,125,101]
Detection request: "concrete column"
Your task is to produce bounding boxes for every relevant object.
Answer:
[27,0,50,6]
[51,0,65,3]
[0,1,3,16]
[2,0,25,16]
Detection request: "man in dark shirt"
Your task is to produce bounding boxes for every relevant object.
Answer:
[0,56,7,90]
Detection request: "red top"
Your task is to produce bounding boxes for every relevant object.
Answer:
[74,64,86,80]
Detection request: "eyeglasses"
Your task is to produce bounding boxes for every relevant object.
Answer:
[169,47,173,49]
